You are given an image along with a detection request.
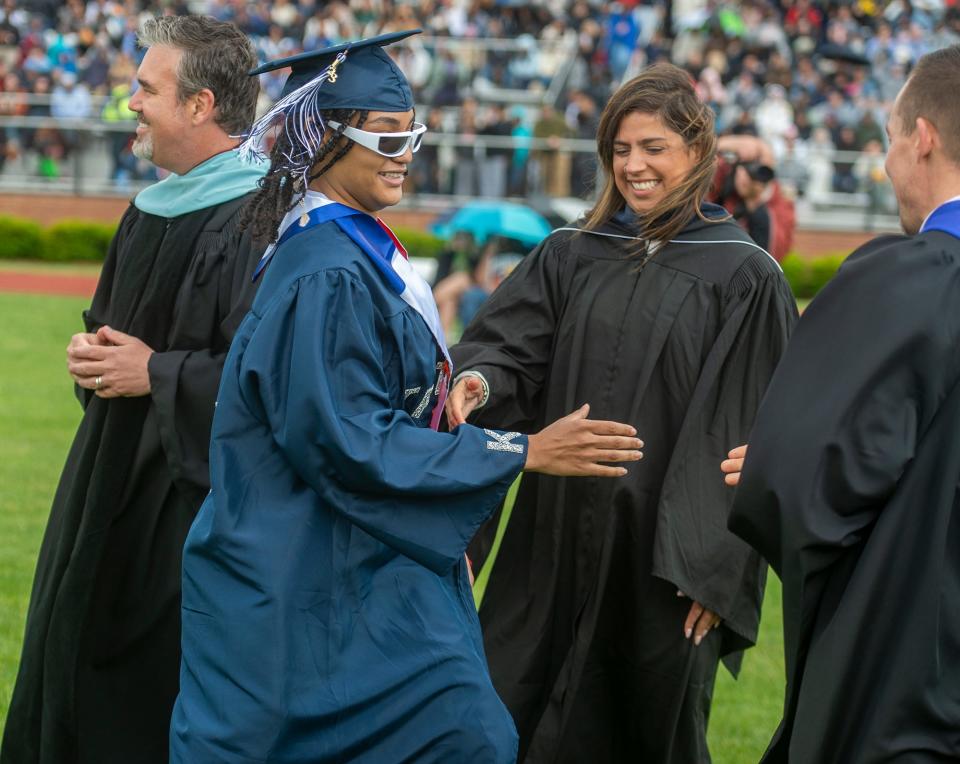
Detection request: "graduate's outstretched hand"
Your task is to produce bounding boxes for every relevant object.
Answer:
[445,375,486,427]
[68,326,155,398]
[721,444,748,486]
[525,404,643,477]
[678,592,722,646]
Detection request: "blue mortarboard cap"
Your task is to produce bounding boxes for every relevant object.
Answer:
[237,29,421,188]
[249,29,420,110]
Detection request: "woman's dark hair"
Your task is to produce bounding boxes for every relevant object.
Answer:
[242,109,369,247]
[585,63,719,254]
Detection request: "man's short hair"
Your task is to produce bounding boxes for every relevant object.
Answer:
[138,16,259,136]
[896,45,960,164]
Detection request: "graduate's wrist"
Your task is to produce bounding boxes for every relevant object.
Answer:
[523,432,543,472]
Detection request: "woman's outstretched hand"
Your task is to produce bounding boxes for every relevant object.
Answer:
[525,404,643,477]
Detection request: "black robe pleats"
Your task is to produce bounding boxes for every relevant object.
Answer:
[729,231,960,763]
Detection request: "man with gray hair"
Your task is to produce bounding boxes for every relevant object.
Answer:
[1,16,266,764]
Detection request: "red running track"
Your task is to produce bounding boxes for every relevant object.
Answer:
[0,271,98,298]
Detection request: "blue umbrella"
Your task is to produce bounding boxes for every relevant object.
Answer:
[430,201,553,247]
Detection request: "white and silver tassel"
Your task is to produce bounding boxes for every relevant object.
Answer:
[236,50,350,186]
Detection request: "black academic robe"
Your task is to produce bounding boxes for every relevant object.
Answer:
[1,196,261,764]
[452,209,797,763]
[729,231,960,763]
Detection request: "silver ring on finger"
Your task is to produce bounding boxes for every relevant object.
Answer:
[95,375,103,390]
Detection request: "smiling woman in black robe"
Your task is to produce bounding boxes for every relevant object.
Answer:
[447,64,798,763]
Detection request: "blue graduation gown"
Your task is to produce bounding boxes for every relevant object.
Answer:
[169,218,525,763]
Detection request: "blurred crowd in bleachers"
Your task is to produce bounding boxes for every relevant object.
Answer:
[0,0,959,207]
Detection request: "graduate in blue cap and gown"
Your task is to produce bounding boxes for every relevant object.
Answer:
[168,31,644,763]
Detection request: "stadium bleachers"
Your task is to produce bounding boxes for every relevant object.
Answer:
[1,0,957,231]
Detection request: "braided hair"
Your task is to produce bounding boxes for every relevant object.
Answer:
[242,108,369,248]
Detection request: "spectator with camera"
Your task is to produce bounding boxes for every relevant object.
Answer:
[712,134,796,260]
[728,160,776,251]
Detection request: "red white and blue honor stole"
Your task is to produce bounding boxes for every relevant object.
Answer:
[254,192,453,430]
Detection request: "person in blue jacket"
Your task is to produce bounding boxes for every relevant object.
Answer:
[168,31,643,764]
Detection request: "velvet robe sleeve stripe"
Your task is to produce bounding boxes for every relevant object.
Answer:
[728,231,960,762]
[240,255,526,574]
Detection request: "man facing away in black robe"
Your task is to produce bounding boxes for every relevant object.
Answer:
[727,45,960,763]
[1,17,265,764]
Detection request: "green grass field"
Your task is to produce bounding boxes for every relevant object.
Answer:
[0,291,785,759]
[0,292,87,737]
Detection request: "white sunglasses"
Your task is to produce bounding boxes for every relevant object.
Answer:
[327,120,427,158]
